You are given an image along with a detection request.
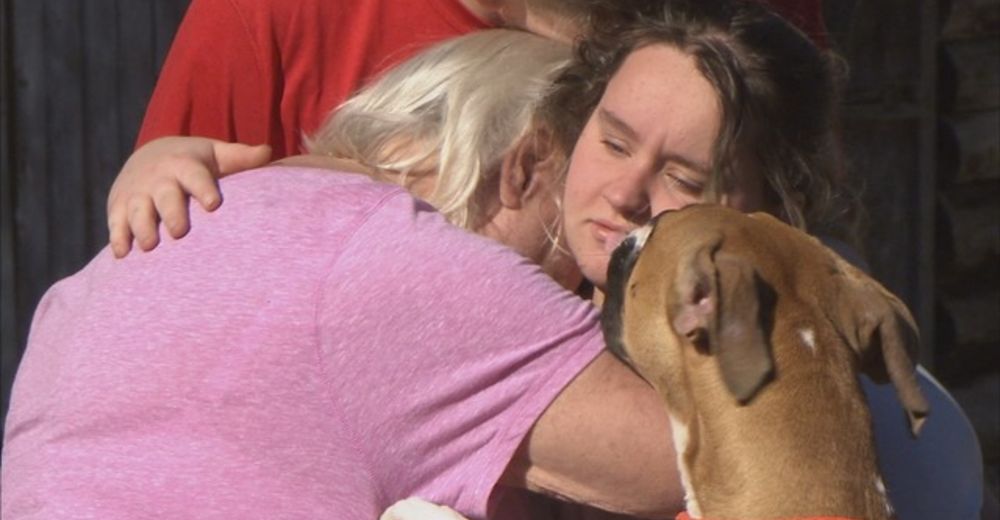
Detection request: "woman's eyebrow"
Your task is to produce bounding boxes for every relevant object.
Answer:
[600,107,711,176]
[597,108,639,142]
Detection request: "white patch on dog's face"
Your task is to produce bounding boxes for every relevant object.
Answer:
[668,414,701,518]
[799,328,817,353]
[629,222,655,252]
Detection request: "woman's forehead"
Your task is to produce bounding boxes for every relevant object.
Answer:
[604,44,718,115]
[599,44,721,162]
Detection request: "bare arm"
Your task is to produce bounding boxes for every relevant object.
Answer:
[502,351,684,519]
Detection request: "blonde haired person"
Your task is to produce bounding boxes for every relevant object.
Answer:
[3,29,681,519]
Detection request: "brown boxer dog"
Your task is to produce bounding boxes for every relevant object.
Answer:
[602,205,929,520]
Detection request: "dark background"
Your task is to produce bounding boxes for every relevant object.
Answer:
[2,0,997,498]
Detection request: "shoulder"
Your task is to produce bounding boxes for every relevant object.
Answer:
[219,165,405,210]
[177,166,411,262]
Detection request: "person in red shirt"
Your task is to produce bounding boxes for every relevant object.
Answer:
[135,0,589,158]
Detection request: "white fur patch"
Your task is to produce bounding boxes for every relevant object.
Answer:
[668,414,701,518]
[875,477,894,516]
[629,223,654,251]
[380,498,467,520]
[799,328,817,353]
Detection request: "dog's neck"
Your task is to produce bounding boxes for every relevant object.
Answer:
[672,351,895,520]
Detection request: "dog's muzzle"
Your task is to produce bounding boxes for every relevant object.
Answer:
[601,219,659,367]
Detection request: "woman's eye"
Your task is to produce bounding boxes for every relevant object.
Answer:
[601,139,628,157]
[665,172,704,196]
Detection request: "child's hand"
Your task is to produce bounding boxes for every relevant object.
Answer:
[107,137,271,258]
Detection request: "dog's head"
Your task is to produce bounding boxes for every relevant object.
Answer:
[602,204,928,436]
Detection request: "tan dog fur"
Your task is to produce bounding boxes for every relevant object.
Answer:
[602,205,928,520]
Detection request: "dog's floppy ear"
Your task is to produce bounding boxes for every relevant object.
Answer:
[671,237,774,404]
[834,268,929,436]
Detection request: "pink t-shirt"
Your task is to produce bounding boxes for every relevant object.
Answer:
[2,167,605,519]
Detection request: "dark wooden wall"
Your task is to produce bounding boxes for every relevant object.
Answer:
[828,0,941,367]
[1,0,190,437]
[830,0,999,494]
[935,0,1000,497]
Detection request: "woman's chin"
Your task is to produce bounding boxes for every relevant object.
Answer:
[579,263,608,292]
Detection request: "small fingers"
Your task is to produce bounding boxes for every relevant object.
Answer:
[154,184,192,239]
[127,196,161,252]
[176,167,222,212]
[108,208,133,259]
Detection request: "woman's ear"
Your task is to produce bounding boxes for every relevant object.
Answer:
[499,127,561,210]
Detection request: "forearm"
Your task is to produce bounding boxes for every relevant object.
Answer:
[502,351,684,518]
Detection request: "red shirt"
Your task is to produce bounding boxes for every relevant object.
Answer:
[136,0,490,157]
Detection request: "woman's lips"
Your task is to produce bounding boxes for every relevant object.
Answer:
[591,220,629,254]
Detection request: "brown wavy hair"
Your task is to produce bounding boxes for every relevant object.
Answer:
[537,0,861,243]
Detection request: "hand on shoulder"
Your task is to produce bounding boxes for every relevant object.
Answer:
[107,136,271,257]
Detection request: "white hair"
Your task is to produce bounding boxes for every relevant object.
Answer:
[306,29,571,229]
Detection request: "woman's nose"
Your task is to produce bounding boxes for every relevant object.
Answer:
[602,168,651,223]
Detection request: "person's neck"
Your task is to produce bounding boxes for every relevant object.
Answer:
[457,0,506,26]
[458,0,581,42]
[521,9,580,43]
